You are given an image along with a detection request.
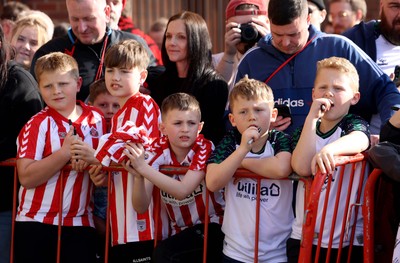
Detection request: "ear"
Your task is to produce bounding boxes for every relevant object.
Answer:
[319,9,327,24]
[159,122,166,135]
[350,91,360,105]
[139,69,148,85]
[355,9,363,22]
[104,5,111,23]
[76,76,83,92]
[197,121,204,134]
[270,107,278,122]
[311,88,316,100]
[228,112,236,127]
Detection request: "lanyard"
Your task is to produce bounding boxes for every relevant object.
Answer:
[264,35,316,84]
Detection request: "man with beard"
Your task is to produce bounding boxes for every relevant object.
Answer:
[344,0,400,141]
[213,0,270,93]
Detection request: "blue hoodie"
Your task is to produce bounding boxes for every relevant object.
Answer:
[236,25,400,134]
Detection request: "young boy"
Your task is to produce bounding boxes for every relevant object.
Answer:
[87,78,120,261]
[14,52,106,263]
[288,57,370,263]
[90,39,164,263]
[88,78,120,133]
[123,92,225,262]
[206,75,294,263]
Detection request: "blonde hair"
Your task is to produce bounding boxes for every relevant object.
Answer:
[229,75,274,111]
[11,16,50,50]
[316,56,359,92]
[105,39,150,70]
[34,52,79,83]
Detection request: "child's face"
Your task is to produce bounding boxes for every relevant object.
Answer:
[105,66,147,104]
[92,92,120,120]
[38,70,81,115]
[312,68,360,121]
[159,109,203,150]
[229,96,277,135]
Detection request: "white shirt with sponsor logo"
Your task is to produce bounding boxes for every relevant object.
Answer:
[291,114,370,248]
[16,101,105,227]
[149,135,224,235]
[208,129,293,263]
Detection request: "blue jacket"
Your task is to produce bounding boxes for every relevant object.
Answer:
[236,25,400,134]
[343,20,380,62]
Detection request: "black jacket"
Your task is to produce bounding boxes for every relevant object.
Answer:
[0,61,43,211]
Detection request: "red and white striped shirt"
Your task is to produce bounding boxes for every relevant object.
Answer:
[149,135,225,235]
[98,93,169,246]
[16,101,105,227]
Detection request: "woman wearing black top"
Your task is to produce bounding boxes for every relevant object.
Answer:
[150,11,229,144]
[0,25,43,263]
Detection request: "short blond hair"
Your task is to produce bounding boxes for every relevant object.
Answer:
[229,75,274,111]
[35,52,79,83]
[316,56,359,92]
[105,39,149,71]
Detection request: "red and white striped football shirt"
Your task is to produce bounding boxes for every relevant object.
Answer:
[101,94,170,246]
[16,101,106,227]
[149,135,225,235]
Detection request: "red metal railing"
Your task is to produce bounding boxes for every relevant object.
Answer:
[7,158,374,263]
[298,153,370,263]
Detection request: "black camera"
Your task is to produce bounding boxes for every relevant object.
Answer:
[393,65,400,87]
[238,23,261,44]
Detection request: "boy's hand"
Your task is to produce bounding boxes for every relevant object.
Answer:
[121,160,142,178]
[61,127,77,159]
[71,159,89,172]
[123,143,146,171]
[70,139,98,164]
[311,148,335,175]
[241,126,261,148]
[310,98,333,118]
[89,165,108,187]
[271,116,291,131]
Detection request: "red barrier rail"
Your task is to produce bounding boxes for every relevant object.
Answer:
[298,153,369,263]
[362,168,382,263]
[2,159,310,263]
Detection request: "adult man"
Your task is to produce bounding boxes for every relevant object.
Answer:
[343,0,400,140]
[328,0,367,34]
[30,0,157,102]
[307,0,327,31]
[213,0,270,91]
[109,0,162,65]
[235,0,400,135]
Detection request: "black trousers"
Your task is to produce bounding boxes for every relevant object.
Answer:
[153,223,224,263]
[14,221,97,263]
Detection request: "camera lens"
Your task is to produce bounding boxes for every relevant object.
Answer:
[239,23,259,43]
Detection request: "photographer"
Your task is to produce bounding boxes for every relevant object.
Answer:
[213,0,270,93]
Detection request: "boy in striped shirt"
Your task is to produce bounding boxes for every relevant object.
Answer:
[15,52,106,263]
[90,39,165,263]
[124,93,225,262]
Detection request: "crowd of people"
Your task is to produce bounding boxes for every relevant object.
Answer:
[1,0,400,262]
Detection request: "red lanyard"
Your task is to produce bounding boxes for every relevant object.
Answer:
[95,34,109,81]
[264,35,316,84]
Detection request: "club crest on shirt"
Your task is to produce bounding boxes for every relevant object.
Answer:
[137,219,147,232]
[59,132,67,139]
[90,127,99,137]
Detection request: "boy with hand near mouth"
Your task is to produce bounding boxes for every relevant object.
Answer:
[206,75,294,263]
[288,57,370,262]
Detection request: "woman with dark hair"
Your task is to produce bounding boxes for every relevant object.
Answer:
[149,11,228,144]
[0,24,43,263]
